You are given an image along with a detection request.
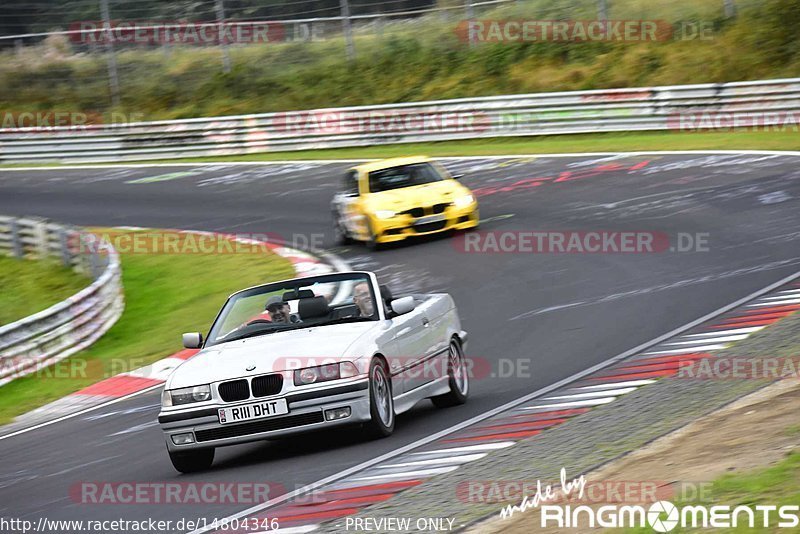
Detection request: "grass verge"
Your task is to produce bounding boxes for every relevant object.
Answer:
[0,255,89,325]
[0,229,295,424]
[2,130,798,168]
[623,451,800,533]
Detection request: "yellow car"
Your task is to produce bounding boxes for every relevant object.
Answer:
[331,156,479,248]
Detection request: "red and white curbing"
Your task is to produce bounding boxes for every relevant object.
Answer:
[5,229,344,429]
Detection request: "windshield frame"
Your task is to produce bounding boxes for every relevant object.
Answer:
[203,271,383,348]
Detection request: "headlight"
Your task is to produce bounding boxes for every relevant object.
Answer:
[162,385,211,406]
[453,194,475,208]
[294,362,360,386]
[374,210,396,219]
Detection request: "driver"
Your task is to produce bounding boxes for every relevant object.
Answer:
[352,282,374,317]
[265,295,302,324]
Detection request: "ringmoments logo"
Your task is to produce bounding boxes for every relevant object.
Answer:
[500,469,800,531]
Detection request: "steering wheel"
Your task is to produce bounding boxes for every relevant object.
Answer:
[246,319,273,326]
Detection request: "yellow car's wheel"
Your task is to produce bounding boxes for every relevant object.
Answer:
[332,211,352,246]
[365,219,381,251]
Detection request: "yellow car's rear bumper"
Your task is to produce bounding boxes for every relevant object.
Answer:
[371,204,479,244]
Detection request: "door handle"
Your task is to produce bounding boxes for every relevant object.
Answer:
[422,318,430,327]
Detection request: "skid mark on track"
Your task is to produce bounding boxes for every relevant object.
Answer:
[510,258,800,320]
[469,160,651,198]
[565,174,800,221]
[345,255,450,295]
[638,155,789,176]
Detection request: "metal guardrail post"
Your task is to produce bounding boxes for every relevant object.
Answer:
[340,0,356,61]
[215,0,232,73]
[90,248,101,279]
[58,227,72,267]
[9,219,24,259]
[34,219,49,259]
[99,0,121,108]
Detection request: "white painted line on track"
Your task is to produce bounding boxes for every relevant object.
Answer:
[187,268,800,534]
[407,442,515,455]
[522,398,617,410]
[748,298,800,307]
[666,334,751,345]
[761,291,800,299]
[576,379,657,390]
[545,387,638,400]
[349,466,460,482]
[644,344,729,355]
[685,327,764,337]
[377,453,487,469]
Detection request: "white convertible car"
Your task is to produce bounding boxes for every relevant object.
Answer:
[159,271,469,473]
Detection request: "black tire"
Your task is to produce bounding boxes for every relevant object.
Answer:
[168,447,215,473]
[332,211,352,245]
[363,358,395,438]
[431,339,469,408]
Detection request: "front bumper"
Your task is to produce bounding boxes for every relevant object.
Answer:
[372,204,479,244]
[159,378,370,451]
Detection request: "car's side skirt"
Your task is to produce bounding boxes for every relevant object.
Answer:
[393,376,450,415]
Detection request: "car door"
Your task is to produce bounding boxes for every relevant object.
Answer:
[391,297,444,395]
[382,300,430,395]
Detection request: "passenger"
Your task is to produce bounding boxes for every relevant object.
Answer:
[352,282,374,317]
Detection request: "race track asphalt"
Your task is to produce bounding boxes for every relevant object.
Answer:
[0,153,798,529]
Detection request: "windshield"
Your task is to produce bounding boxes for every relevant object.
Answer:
[368,162,445,193]
[205,272,379,346]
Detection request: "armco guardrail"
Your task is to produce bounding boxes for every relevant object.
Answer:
[0,216,124,386]
[1,77,799,163]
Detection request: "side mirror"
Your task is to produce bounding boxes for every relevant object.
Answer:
[182,332,203,349]
[390,296,416,316]
[451,174,464,180]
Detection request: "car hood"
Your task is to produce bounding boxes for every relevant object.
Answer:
[368,180,470,211]
[166,322,378,388]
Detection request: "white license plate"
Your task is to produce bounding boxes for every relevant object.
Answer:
[414,214,446,225]
[218,398,288,424]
